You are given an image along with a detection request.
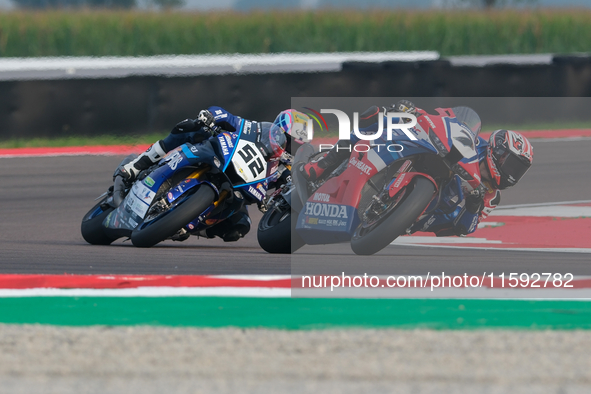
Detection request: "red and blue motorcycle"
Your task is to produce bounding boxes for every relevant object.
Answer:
[257,106,483,255]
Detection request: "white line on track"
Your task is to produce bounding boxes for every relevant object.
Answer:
[392,243,591,254]
[393,236,502,244]
[0,287,291,297]
[206,275,291,281]
[497,200,591,209]
[490,205,591,217]
[529,137,591,142]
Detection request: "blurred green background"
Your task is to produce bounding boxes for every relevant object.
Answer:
[0,9,591,57]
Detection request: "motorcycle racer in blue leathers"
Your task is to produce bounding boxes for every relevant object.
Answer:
[116,106,310,242]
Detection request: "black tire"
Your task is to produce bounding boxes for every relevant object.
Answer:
[350,177,436,256]
[257,202,305,254]
[131,186,216,248]
[81,200,117,245]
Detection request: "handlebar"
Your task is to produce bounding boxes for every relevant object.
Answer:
[208,125,222,136]
[469,183,486,199]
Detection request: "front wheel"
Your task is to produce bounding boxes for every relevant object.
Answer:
[131,186,216,248]
[350,177,436,256]
[257,199,305,254]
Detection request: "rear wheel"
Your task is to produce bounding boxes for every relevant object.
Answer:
[131,186,216,248]
[81,199,117,245]
[350,177,436,255]
[257,198,304,254]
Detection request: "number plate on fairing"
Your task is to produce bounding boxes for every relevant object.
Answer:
[231,140,267,183]
[125,182,156,219]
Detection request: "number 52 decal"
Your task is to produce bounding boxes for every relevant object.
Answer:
[232,140,267,182]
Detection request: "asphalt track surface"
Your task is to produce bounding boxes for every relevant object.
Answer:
[1,138,590,276]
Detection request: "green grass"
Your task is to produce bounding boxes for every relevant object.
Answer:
[0,132,168,149]
[482,120,591,132]
[0,9,591,57]
[1,297,591,329]
[1,121,587,148]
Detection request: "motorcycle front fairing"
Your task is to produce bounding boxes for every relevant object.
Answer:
[295,108,482,245]
[216,128,278,205]
[295,132,438,245]
[102,144,221,238]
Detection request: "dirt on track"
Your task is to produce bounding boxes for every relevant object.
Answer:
[1,324,590,394]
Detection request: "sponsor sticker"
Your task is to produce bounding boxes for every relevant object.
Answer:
[349,156,372,176]
[129,217,138,228]
[218,135,230,156]
[243,121,252,134]
[306,217,319,225]
[248,186,264,200]
[126,182,156,218]
[304,202,349,219]
[167,151,183,170]
[393,173,406,188]
[423,115,437,129]
[144,176,155,188]
[224,135,234,148]
[313,192,330,202]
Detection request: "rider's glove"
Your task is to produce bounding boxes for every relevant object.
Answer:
[393,100,416,114]
[197,109,216,129]
[171,118,199,134]
[383,100,417,124]
[273,169,292,189]
[465,192,485,214]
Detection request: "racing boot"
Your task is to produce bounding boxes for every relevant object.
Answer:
[205,209,251,242]
[301,140,351,181]
[301,155,330,181]
[117,140,167,182]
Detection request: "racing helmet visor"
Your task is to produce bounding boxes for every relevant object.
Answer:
[497,150,531,187]
[261,122,287,160]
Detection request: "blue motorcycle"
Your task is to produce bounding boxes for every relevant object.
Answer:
[81,123,285,247]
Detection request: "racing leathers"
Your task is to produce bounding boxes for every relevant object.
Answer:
[302,104,500,237]
[409,137,501,237]
[121,106,291,242]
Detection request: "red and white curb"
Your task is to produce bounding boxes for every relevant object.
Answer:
[0,274,291,297]
[393,200,591,253]
[1,274,591,299]
[0,144,150,158]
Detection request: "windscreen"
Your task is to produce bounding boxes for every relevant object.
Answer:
[452,106,482,137]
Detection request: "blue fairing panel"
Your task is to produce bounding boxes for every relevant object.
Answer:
[218,132,240,170]
[236,182,268,202]
[296,202,359,244]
